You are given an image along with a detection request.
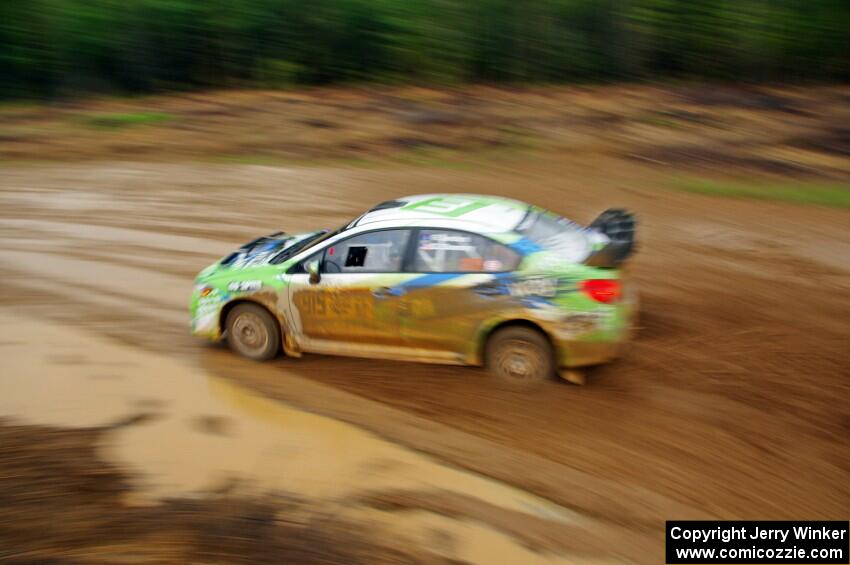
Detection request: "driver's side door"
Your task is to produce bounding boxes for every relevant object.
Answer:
[286,229,413,352]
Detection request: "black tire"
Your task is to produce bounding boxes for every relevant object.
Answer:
[225,303,281,361]
[485,326,555,386]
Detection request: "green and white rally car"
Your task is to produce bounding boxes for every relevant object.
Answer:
[191,194,637,385]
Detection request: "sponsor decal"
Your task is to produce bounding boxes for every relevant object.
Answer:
[562,312,603,333]
[195,289,225,315]
[404,196,489,217]
[553,312,609,338]
[405,297,437,317]
[508,276,558,298]
[293,289,374,320]
[419,231,475,252]
[228,280,263,293]
[193,285,226,334]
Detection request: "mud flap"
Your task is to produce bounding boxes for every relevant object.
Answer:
[559,369,586,386]
[283,332,302,358]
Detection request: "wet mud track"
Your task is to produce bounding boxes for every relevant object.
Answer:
[1,161,848,563]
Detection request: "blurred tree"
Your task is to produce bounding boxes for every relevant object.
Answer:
[0,0,847,98]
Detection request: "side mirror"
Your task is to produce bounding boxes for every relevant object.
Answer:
[307,260,321,284]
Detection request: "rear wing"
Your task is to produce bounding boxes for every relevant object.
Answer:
[584,209,637,268]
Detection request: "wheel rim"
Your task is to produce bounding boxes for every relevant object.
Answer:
[494,339,543,380]
[232,311,269,353]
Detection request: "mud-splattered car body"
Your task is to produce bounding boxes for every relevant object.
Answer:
[191,194,637,373]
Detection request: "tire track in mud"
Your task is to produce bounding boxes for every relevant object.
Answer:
[0,287,665,563]
[4,317,634,564]
[2,214,844,528]
[2,162,849,563]
[0,271,706,520]
[0,217,236,255]
[0,222,706,563]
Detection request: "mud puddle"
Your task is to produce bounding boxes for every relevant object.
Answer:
[0,310,604,564]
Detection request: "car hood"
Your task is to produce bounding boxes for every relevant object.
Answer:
[197,230,326,279]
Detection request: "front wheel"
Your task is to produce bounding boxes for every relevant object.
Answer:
[485,326,555,386]
[225,303,281,361]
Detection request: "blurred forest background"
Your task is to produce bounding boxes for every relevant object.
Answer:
[1,0,848,99]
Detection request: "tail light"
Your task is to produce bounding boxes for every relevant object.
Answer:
[580,279,621,304]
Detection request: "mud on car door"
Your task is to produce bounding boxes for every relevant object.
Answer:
[399,229,522,357]
[287,229,413,350]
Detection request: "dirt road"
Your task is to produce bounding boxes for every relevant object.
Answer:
[1,93,849,562]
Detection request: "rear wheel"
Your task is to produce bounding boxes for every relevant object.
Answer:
[225,303,280,361]
[485,326,555,386]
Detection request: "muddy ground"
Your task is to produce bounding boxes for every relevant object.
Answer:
[2,85,849,179]
[0,86,848,564]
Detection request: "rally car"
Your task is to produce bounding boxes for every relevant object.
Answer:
[190,194,637,385]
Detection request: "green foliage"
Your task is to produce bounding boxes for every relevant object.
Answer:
[79,112,174,129]
[255,59,303,88]
[670,178,850,209]
[1,0,848,98]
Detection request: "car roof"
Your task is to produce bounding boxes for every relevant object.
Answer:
[352,194,530,234]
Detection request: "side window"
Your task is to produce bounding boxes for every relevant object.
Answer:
[323,229,411,273]
[414,230,520,273]
[291,249,323,273]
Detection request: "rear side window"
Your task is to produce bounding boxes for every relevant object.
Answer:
[516,210,591,262]
[413,230,519,273]
[323,229,410,273]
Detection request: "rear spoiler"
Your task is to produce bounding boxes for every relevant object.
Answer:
[584,209,636,268]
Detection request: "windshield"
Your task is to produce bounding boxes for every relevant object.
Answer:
[516,209,593,263]
[265,231,325,264]
[270,219,354,264]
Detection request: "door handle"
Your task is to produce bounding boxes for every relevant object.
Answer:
[474,284,503,297]
[373,286,405,298]
[373,286,392,298]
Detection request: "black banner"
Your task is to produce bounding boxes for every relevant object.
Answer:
[666,521,849,564]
